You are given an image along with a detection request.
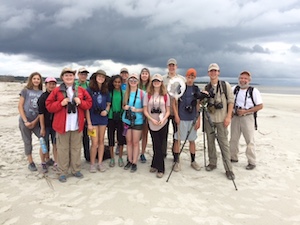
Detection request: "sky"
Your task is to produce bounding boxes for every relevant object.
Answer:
[0,0,300,86]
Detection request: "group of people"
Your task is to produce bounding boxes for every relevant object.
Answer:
[18,58,263,183]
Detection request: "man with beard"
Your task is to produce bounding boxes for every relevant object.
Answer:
[229,71,263,170]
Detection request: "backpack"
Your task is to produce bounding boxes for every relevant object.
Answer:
[205,80,228,100]
[233,85,258,130]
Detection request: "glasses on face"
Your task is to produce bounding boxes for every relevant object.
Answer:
[129,78,138,83]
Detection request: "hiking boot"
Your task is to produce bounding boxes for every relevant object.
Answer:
[140,154,146,163]
[173,162,181,172]
[205,164,216,171]
[41,162,48,173]
[109,158,115,167]
[59,175,67,183]
[28,162,37,172]
[118,158,124,167]
[150,167,157,173]
[225,171,235,180]
[73,171,83,178]
[130,164,137,173]
[231,159,238,163]
[46,158,55,166]
[246,164,256,170]
[52,163,58,171]
[124,161,132,170]
[89,164,97,173]
[156,172,164,178]
[98,163,107,172]
[191,161,201,171]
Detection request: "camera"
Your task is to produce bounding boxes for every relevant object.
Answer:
[214,102,223,109]
[67,101,77,114]
[193,89,213,101]
[185,105,193,113]
[151,107,162,114]
[125,108,136,125]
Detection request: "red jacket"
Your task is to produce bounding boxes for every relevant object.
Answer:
[46,84,92,134]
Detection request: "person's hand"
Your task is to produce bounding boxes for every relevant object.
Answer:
[100,110,108,116]
[124,105,130,111]
[73,97,81,106]
[175,115,180,124]
[61,97,69,106]
[131,107,136,112]
[194,120,200,130]
[224,116,231,128]
[237,108,247,116]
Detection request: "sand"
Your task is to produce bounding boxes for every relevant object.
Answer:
[0,82,299,225]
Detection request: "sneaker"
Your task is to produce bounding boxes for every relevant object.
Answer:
[58,175,67,182]
[109,158,115,167]
[231,159,238,163]
[89,164,97,173]
[205,164,217,171]
[130,164,137,173]
[191,161,201,171]
[173,162,181,172]
[98,163,107,172]
[118,158,124,167]
[41,162,48,173]
[28,162,37,171]
[115,145,120,155]
[52,163,58,171]
[140,154,146,163]
[124,161,132,170]
[150,167,157,173]
[46,158,55,166]
[246,164,256,170]
[156,172,164,178]
[73,171,84,178]
[225,171,235,180]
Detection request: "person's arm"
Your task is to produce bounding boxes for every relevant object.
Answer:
[194,100,201,130]
[39,114,46,137]
[18,95,28,124]
[86,109,93,131]
[173,98,180,124]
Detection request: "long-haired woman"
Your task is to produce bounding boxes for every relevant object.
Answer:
[18,72,43,171]
[143,74,170,178]
[122,73,144,172]
[86,70,111,173]
[107,75,126,167]
[138,68,151,163]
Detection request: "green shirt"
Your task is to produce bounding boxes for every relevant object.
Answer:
[108,89,123,119]
[75,80,89,89]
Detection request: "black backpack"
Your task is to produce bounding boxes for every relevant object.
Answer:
[233,86,258,130]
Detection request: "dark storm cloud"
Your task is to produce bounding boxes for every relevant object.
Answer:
[1,0,300,83]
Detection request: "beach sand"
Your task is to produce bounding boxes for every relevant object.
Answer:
[0,82,300,225]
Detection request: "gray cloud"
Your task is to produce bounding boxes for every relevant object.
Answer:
[0,0,300,85]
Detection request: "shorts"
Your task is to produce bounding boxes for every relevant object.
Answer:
[174,120,197,141]
[129,124,143,130]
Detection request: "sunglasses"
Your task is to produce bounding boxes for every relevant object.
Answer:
[129,78,138,83]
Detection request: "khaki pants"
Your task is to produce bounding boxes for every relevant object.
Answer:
[57,131,83,176]
[204,119,232,171]
[230,115,256,165]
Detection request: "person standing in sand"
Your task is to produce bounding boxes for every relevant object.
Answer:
[204,63,235,180]
[46,68,92,183]
[230,71,263,170]
[38,77,58,173]
[162,58,185,159]
[18,72,43,172]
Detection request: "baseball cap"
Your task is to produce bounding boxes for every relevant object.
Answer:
[120,68,128,73]
[78,67,89,74]
[60,68,76,78]
[151,74,163,82]
[128,73,139,80]
[240,71,251,77]
[186,68,197,77]
[45,77,57,83]
[167,58,177,65]
[208,63,220,71]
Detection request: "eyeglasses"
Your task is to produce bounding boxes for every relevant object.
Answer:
[129,78,138,83]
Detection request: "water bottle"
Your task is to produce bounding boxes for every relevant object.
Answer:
[122,124,129,136]
[40,137,48,154]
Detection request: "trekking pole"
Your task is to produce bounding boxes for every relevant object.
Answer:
[203,106,238,191]
[202,105,207,167]
[166,109,201,182]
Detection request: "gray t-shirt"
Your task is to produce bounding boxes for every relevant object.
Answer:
[19,88,43,122]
